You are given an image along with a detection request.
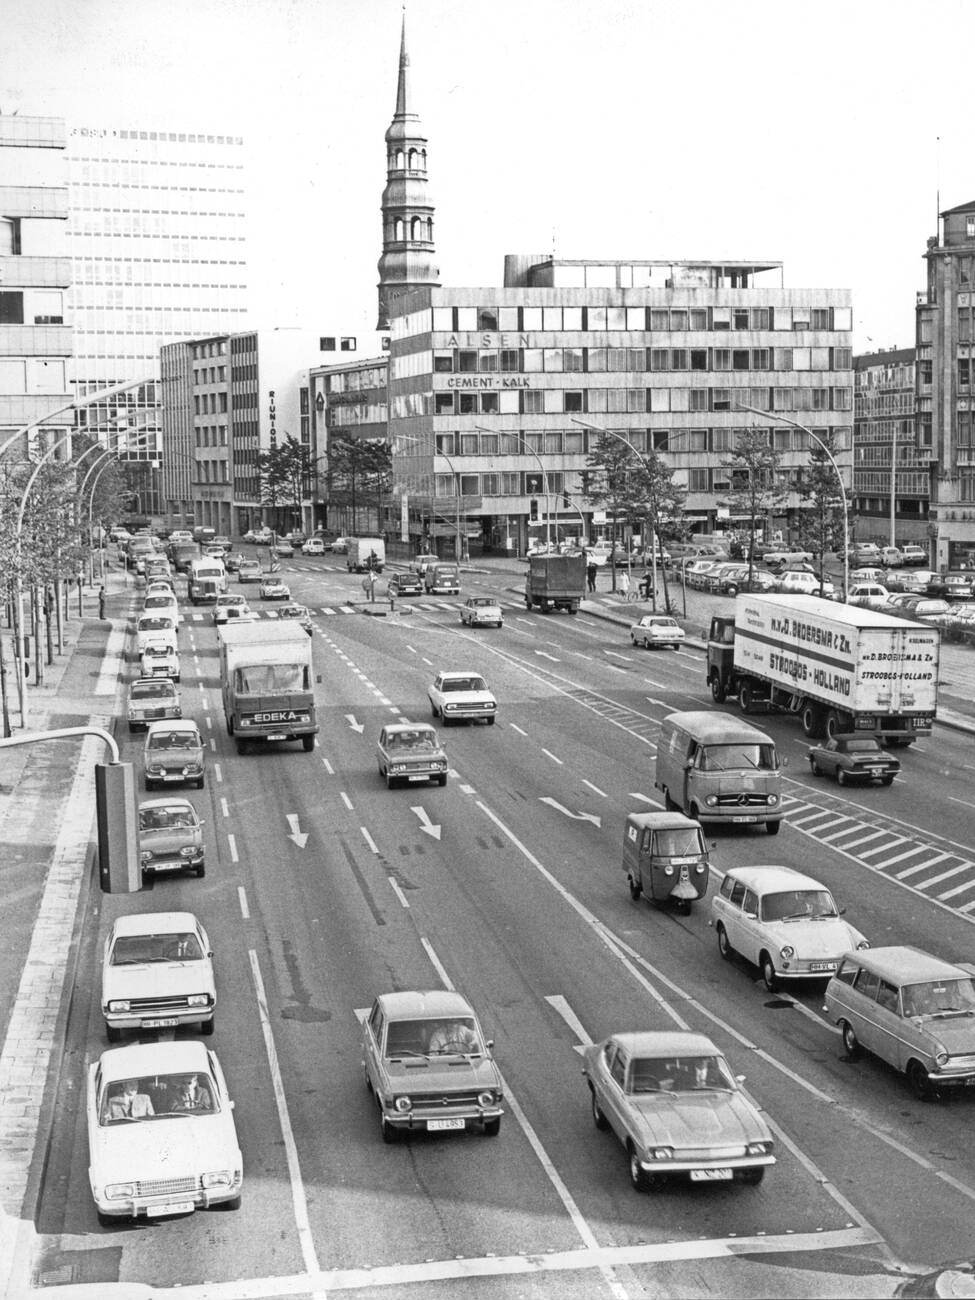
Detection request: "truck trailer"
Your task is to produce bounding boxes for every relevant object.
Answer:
[217,621,318,754]
[707,593,939,745]
[524,553,586,614]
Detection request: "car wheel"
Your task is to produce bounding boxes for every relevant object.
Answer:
[302,735,315,752]
[483,1117,501,1137]
[200,1017,214,1037]
[430,702,438,718]
[736,1167,765,1186]
[663,790,677,812]
[628,1144,654,1192]
[882,775,894,786]
[437,774,447,787]
[717,924,733,961]
[591,1088,609,1130]
[216,1194,242,1211]
[765,818,780,836]
[144,778,155,792]
[106,1023,122,1043]
[96,1209,119,1228]
[196,862,206,878]
[760,953,778,992]
[907,1059,937,1102]
[628,873,642,901]
[840,1020,861,1060]
[379,1105,399,1144]
[195,777,204,790]
[487,716,496,726]
[385,772,398,790]
[837,768,847,786]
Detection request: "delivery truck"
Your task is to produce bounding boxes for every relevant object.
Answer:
[347,537,386,574]
[524,553,586,614]
[217,621,318,753]
[706,593,940,745]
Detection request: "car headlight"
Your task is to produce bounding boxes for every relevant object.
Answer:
[766,793,779,806]
[935,1050,949,1067]
[393,1095,412,1113]
[694,863,707,873]
[649,1147,673,1160]
[779,945,795,960]
[746,1141,772,1156]
[105,1182,135,1200]
[201,1170,234,1189]
[148,765,163,774]
[179,845,199,857]
[187,994,210,1007]
[140,850,153,862]
[856,939,870,950]
[705,795,718,807]
[477,1090,497,1107]
[107,1000,131,1013]
[663,865,674,876]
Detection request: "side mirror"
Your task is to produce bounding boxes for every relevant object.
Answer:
[780,755,789,768]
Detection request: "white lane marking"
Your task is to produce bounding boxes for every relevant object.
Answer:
[534,651,560,662]
[581,779,606,797]
[214,761,222,784]
[321,757,334,775]
[546,995,593,1049]
[220,797,229,818]
[340,792,353,811]
[248,950,321,1279]
[227,833,239,864]
[949,795,975,810]
[201,695,210,711]
[388,878,410,908]
[360,827,379,854]
[209,738,217,751]
[541,749,563,765]
[418,940,626,1299]
[509,723,528,736]
[238,887,249,919]
[205,716,213,730]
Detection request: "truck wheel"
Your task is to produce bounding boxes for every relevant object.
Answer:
[525,599,532,609]
[801,704,824,738]
[710,672,726,704]
[302,735,315,752]
[739,683,754,713]
[825,710,845,740]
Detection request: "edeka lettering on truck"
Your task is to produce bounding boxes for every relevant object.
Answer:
[251,710,308,724]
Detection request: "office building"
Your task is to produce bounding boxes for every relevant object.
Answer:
[853,347,928,552]
[0,115,73,461]
[306,355,389,536]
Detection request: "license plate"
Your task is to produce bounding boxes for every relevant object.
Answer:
[689,1169,733,1182]
[142,1017,180,1028]
[146,1201,194,1216]
[407,773,431,782]
[266,733,287,741]
[731,815,758,823]
[427,1118,465,1131]
[809,962,836,973]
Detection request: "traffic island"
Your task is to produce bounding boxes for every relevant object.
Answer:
[359,599,414,618]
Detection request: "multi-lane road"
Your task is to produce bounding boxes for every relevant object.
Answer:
[25,555,975,1299]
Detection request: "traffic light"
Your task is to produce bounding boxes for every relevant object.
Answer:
[529,498,539,522]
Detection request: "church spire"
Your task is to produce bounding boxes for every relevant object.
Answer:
[376,10,438,331]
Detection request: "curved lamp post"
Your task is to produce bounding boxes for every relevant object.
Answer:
[735,404,850,601]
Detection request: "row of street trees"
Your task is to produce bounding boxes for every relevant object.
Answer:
[255,433,391,535]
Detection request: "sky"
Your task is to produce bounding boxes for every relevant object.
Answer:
[4,0,975,352]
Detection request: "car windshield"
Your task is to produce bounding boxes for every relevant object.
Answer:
[628,1055,735,1093]
[139,806,197,831]
[99,1070,219,1123]
[902,978,975,1018]
[761,889,837,922]
[142,646,173,659]
[699,743,776,771]
[131,682,172,699]
[387,730,438,752]
[651,828,704,856]
[384,1017,482,1058]
[111,932,203,964]
[148,731,197,751]
[443,677,487,692]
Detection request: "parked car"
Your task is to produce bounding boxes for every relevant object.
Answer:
[764,549,813,573]
[847,583,891,611]
[776,571,836,599]
[684,560,724,589]
[712,864,869,991]
[137,796,205,879]
[86,1040,242,1222]
[900,544,928,565]
[301,537,327,556]
[848,567,888,586]
[630,614,685,649]
[583,1030,775,1190]
[101,911,215,1042]
[944,574,975,601]
[459,596,503,628]
[127,677,181,733]
[242,528,272,545]
[880,546,903,568]
[718,569,778,596]
[386,572,424,597]
[376,723,448,788]
[361,990,503,1140]
[427,671,497,725]
[259,577,291,601]
[275,602,313,634]
[237,559,262,583]
[143,720,205,791]
[808,734,900,785]
[910,598,953,622]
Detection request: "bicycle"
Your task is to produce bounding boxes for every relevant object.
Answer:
[624,589,642,603]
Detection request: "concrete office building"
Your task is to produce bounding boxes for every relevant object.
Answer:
[66,125,249,514]
[918,199,975,568]
[387,262,855,555]
[306,356,389,537]
[0,115,73,461]
[853,347,928,552]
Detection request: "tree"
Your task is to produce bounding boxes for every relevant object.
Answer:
[791,432,847,589]
[719,428,789,579]
[327,436,392,535]
[584,436,647,592]
[256,434,320,531]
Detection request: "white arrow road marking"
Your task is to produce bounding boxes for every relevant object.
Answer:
[545,995,594,1056]
[286,814,308,848]
[345,713,364,733]
[645,696,669,706]
[581,779,606,797]
[411,806,442,840]
[628,791,662,805]
[539,797,601,828]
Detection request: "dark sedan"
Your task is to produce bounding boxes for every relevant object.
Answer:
[808,734,900,786]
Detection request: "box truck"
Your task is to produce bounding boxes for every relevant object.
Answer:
[524,553,586,613]
[217,621,317,753]
[347,538,386,573]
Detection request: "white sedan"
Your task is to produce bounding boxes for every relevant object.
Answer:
[428,671,497,725]
[87,1040,242,1224]
[459,596,503,628]
[101,912,215,1041]
[630,614,685,649]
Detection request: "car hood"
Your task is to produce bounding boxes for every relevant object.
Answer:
[140,828,201,849]
[103,963,214,1004]
[627,1090,770,1146]
[915,1015,975,1052]
[145,745,201,765]
[441,690,495,705]
[761,918,863,957]
[381,1056,501,1091]
[90,1113,240,1184]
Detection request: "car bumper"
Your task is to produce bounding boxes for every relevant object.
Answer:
[633,1153,775,1177]
[381,1104,504,1133]
[145,769,203,784]
[441,707,497,721]
[141,853,204,874]
[92,1172,242,1219]
[103,1007,214,1032]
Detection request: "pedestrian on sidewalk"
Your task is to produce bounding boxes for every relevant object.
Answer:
[586,559,597,593]
[98,585,106,619]
[618,570,630,599]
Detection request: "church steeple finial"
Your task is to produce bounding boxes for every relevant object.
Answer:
[376,9,439,331]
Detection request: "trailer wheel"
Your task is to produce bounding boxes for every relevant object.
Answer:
[825,709,846,740]
[801,704,824,738]
[709,672,726,704]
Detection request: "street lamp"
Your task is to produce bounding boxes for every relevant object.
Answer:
[474,426,552,551]
[735,404,850,600]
